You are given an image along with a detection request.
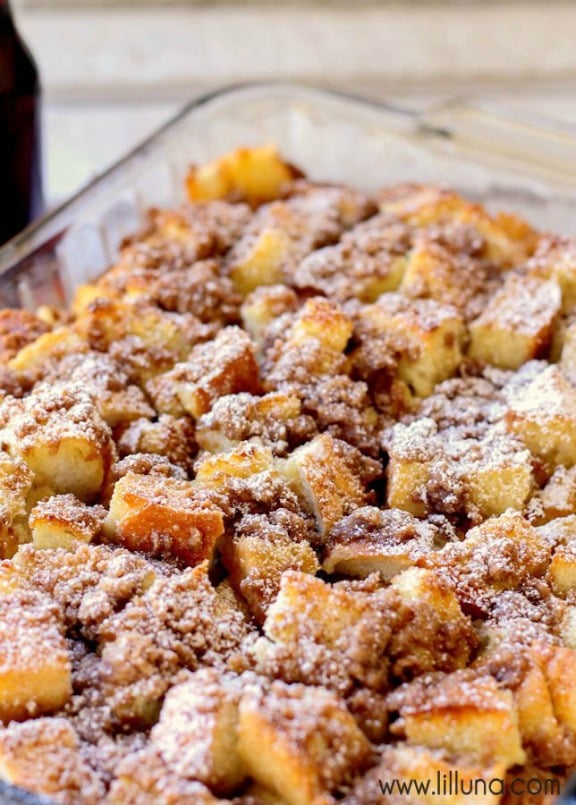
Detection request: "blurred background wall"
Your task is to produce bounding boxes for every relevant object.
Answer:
[12,0,576,206]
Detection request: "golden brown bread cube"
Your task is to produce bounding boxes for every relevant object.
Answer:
[548,542,576,596]
[0,309,50,364]
[229,227,292,295]
[511,650,570,767]
[240,285,299,343]
[44,351,155,429]
[0,591,71,722]
[237,680,371,805]
[196,391,302,456]
[263,571,370,650]
[528,466,576,525]
[146,326,261,418]
[354,293,465,397]
[105,471,224,564]
[423,511,551,615]
[0,452,34,558]
[29,494,106,550]
[378,183,537,267]
[7,327,88,385]
[108,746,220,805]
[464,433,534,519]
[389,567,478,679]
[400,237,497,322]
[194,441,276,489]
[526,234,576,312]
[531,643,576,735]
[293,213,408,304]
[560,320,576,384]
[281,434,367,538]
[116,414,197,474]
[150,668,246,795]
[290,297,353,355]
[391,671,526,769]
[0,718,104,803]
[0,384,114,502]
[323,507,438,580]
[385,419,438,516]
[506,365,576,469]
[221,515,319,624]
[468,275,561,369]
[227,185,373,295]
[186,144,299,207]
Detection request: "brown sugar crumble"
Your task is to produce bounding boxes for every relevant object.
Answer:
[0,146,576,804]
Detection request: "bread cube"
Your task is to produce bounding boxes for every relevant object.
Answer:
[527,234,576,312]
[0,591,71,721]
[0,384,114,501]
[221,516,319,623]
[534,643,576,734]
[71,282,116,314]
[290,297,353,354]
[561,606,576,649]
[355,293,465,397]
[400,239,496,321]
[548,543,576,596]
[263,571,369,650]
[75,299,193,364]
[147,327,260,419]
[394,671,526,768]
[281,434,366,538]
[0,452,33,558]
[293,214,408,303]
[44,351,155,429]
[529,466,576,525]
[0,309,50,364]
[195,442,276,489]
[513,656,566,766]
[151,668,246,795]
[389,568,477,678]
[109,746,219,805]
[196,391,302,456]
[7,327,88,384]
[385,419,438,516]
[535,514,576,549]
[378,184,536,267]
[465,434,534,518]
[229,227,291,294]
[30,494,105,550]
[105,471,224,564]
[469,275,560,369]
[186,144,299,206]
[560,320,576,384]
[323,507,437,580]
[237,680,371,805]
[117,414,197,474]
[241,285,299,343]
[0,719,104,802]
[506,365,576,468]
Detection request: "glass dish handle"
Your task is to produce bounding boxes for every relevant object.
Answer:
[417,97,576,187]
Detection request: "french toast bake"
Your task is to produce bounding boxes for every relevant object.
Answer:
[0,145,575,804]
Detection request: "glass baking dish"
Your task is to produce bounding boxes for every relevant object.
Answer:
[1,82,576,313]
[1,83,576,805]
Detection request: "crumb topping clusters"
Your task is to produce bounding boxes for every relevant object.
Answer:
[0,146,575,804]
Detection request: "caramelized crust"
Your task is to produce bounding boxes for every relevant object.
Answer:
[1,148,576,803]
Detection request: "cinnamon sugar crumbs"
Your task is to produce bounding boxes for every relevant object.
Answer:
[2,158,576,802]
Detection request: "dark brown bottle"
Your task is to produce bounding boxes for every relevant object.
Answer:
[0,0,42,245]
